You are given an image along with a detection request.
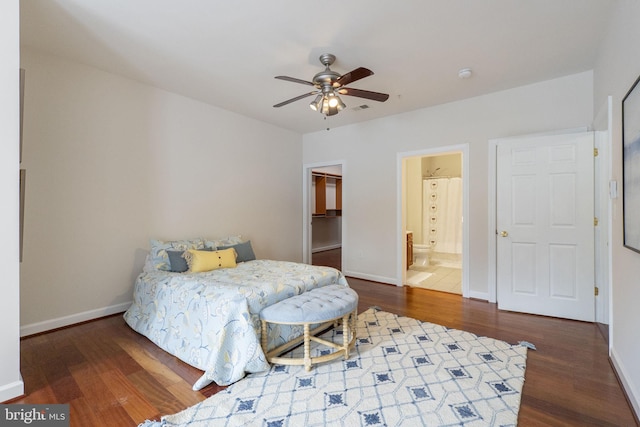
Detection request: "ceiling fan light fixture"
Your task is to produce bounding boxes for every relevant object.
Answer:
[321,97,330,115]
[309,94,323,111]
[336,96,346,111]
[328,93,339,108]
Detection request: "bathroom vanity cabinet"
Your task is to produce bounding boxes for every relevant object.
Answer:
[407,232,413,269]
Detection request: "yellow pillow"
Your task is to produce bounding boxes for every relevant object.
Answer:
[184,248,237,273]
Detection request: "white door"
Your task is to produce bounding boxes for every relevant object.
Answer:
[496,132,595,322]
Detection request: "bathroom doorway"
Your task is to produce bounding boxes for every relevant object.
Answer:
[400,147,467,295]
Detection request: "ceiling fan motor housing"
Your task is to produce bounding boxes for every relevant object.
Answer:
[313,54,341,87]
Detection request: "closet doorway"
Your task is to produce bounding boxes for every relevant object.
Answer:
[399,145,468,296]
[303,162,344,271]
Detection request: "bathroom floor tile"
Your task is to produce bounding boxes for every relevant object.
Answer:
[406,265,462,294]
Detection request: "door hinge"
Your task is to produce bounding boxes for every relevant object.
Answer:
[595,286,599,296]
[594,217,599,226]
[594,148,599,157]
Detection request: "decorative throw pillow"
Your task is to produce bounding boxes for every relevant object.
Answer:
[184,248,237,273]
[217,240,256,263]
[167,250,189,273]
[149,238,205,271]
[204,235,244,250]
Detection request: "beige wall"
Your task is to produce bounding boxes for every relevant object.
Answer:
[0,0,24,402]
[593,0,640,417]
[422,153,461,178]
[405,157,423,244]
[303,71,594,297]
[19,49,303,334]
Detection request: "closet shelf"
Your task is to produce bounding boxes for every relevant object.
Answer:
[313,209,342,218]
[312,172,342,216]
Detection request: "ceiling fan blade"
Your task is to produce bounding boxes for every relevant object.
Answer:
[275,76,315,86]
[338,87,389,102]
[334,67,374,87]
[273,91,318,108]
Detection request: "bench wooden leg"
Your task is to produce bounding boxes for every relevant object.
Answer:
[261,320,271,359]
[304,323,311,371]
[352,311,357,344]
[342,314,349,359]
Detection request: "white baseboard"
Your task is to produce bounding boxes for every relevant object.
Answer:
[343,270,399,286]
[312,244,342,253]
[610,347,640,420]
[465,290,489,301]
[20,301,132,337]
[0,378,24,403]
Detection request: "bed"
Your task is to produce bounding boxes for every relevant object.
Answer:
[123,237,348,390]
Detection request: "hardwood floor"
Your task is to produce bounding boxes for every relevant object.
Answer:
[349,278,637,427]
[12,252,639,426]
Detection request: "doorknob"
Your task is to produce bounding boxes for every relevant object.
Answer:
[500,231,509,237]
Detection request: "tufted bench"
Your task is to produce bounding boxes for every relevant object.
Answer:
[260,284,358,371]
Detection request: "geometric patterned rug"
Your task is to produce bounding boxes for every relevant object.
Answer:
[139,308,530,427]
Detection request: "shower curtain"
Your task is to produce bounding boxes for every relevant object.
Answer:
[423,177,462,254]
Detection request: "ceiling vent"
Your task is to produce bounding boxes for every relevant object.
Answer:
[352,104,370,111]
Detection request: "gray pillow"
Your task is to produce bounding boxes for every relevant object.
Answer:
[167,250,188,273]
[218,240,256,263]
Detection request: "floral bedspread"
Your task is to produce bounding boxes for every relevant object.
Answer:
[123,260,348,390]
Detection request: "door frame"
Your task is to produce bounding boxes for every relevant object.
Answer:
[396,143,469,296]
[594,130,610,325]
[593,95,613,333]
[302,160,346,266]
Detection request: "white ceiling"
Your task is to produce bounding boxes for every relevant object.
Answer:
[20,0,615,134]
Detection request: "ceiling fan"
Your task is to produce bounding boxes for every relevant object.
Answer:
[273,53,389,116]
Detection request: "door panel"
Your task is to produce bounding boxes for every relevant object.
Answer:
[512,243,536,294]
[497,132,594,322]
